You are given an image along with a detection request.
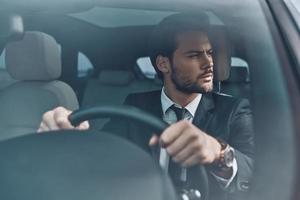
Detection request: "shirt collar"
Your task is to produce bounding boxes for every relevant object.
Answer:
[161,87,202,118]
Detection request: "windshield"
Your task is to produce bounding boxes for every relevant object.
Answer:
[0,0,297,200]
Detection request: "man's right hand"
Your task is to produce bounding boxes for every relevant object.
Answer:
[37,106,89,133]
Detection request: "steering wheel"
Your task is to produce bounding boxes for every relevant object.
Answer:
[69,105,209,200]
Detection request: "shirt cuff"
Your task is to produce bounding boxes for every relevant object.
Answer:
[210,158,238,190]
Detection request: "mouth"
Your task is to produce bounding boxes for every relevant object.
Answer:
[199,72,213,82]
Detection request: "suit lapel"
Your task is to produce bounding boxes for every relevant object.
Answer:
[192,93,215,132]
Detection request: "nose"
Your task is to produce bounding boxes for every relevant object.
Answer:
[201,52,213,69]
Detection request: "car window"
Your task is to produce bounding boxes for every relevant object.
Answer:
[291,0,300,13]
[284,0,300,29]
[231,57,249,81]
[78,52,93,78]
[231,57,248,67]
[136,57,156,79]
[0,1,299,200]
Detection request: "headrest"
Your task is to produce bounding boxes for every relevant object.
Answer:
[0,14,24,42]
[98,70,134,86]
[209,25,231,81]
[225,66,249,83]
[5,31,61,81]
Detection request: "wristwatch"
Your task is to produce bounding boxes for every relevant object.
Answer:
[215,138,235,170]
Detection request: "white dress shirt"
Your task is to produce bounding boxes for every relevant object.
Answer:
[159,87,237,189]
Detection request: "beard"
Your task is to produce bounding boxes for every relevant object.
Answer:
[171,71,213,94]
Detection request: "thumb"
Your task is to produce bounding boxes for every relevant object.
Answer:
[77,120,90,130]
[149,134,159,146]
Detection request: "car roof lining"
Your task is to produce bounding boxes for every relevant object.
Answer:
[0,0,260,24]
[69,7,224,28]
[0,1,263,74]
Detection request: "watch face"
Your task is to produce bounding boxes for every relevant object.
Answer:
[224,148,235,167]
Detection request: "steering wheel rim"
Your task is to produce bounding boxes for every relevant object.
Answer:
[69,105,168,133]
[69,105,209,200]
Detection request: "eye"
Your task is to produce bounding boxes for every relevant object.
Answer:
[207,50,213,56]
[187,54,200,58]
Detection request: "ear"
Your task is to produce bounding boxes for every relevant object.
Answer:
[156,55,170,75]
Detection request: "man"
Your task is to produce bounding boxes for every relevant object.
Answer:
[38,13,254,200]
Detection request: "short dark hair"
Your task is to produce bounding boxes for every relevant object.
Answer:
[148,12,210,79]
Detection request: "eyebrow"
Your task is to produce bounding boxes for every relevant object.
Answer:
[183,49,213,55]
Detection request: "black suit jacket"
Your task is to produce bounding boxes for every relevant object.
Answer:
[102,90,254,200]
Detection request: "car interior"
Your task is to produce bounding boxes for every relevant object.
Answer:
[0,0,299,200]
[0,8,237,134]
[0,31,79,140]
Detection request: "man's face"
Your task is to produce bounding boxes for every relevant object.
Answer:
[169,31,214,94]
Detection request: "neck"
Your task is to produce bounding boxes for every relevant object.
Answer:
[163,80,198,108]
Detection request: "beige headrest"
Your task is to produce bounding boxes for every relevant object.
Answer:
[5,31,61,81]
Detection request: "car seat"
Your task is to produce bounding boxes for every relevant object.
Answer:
[221,65,251,99]
[82,69,161,129]
[0,31,79,141]
[0,67,16,90]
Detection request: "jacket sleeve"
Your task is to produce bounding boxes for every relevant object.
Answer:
[227,98,254,196]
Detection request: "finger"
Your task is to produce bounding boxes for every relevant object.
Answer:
[165,127,198,157]
[77,121,90,130]
[181,154,202,168]
[37,122,50,133]
[42,111,60,131]
[149,134,159,146]
[160,121,191,147]
[180,145,214,167]
[53,107,74,129]
[172,141,202,164]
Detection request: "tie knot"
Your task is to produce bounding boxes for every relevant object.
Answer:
[170,105,186,121]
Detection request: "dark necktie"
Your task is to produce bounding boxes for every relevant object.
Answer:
[169,105,187,190]
[171,105,186,121]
